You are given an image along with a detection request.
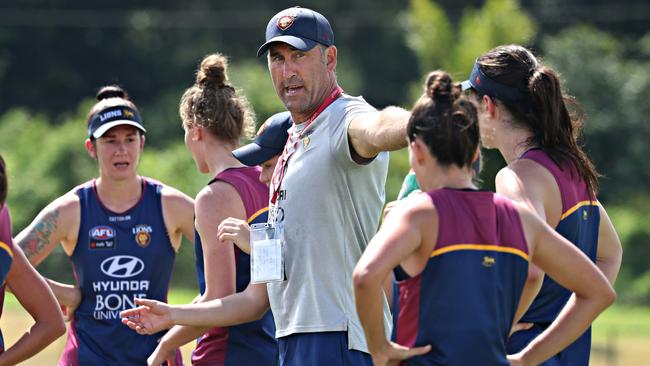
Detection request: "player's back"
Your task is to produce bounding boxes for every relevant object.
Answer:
[392,188,529,366]
[509,148,600,365]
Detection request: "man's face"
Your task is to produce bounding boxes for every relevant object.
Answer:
[267,43,335,122]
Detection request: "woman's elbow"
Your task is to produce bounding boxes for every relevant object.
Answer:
[603,286,617,308]
[352,266,378,293]
[42,315,67,343]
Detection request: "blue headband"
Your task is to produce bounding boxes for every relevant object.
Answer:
[460,63,526,102]
[87,105,146,139]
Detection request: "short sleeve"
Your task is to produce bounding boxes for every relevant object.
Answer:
[329,96,377,166]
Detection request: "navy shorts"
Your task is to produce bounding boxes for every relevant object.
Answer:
[508,324,591,366]
[278,331,373,366]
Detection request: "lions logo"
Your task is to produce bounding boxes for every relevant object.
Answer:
[132,224,152,248]
[482,256,495,267]
[123,109,135,118]
[277,11,297,30]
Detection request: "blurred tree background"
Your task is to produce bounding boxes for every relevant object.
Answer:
[0,0,649,304]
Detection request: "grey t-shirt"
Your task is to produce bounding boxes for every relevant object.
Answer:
[267,94,392,352]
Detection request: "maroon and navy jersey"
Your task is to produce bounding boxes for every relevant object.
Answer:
[392,189,529,366]
[0,206,14,354]
[193,167,277,366]
[508,149,600,365]
[61,178,181,366]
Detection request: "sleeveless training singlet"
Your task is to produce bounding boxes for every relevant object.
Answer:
[61,178,181,366]
[507,149,600,366]
[193,166,277,366]
[0,206,14,354]
[392,189,529,366]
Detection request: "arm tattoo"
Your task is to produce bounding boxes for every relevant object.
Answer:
[18,209,60,261]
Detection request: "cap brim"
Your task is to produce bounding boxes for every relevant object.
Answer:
[92,120,147,139]
[257,36,318,57]
[232,143,281,167]
[460,80,473,91]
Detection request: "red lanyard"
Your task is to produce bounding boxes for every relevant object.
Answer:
[270,86,343,204]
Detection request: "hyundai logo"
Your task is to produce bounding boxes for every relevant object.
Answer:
[100,255,145,278]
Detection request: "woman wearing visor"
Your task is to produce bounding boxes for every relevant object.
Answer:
[15,85,195,365]
[461,45,622,365]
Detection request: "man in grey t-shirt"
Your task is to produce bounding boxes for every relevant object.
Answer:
[255,7,420,365]
[120,6,428,366]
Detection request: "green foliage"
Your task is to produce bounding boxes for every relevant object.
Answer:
[406,0,536,78]
[455,0,536,74]
[541,26,650,203]
[229,60,286,129]
[0,110,96,231]
[405,0,454,73]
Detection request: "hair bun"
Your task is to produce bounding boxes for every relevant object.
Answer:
[96,85,127,101]
[424,70,456,100]
[197,53,229,88]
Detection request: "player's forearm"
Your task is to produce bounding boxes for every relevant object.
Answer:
[0,317,65,366]
[46,278,79,306]
[354,273,390,355]
[517,293,614,364]
[171,289,268,328]
[158,324,212,351]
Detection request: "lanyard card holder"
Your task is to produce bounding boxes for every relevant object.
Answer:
[250,223,285,283]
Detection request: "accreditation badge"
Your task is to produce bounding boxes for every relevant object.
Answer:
[250,222,285,283]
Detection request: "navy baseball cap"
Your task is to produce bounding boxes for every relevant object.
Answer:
[232,112,292,166]
[461,62,525,102]
[257,7,334,57]
[87,105,146,139]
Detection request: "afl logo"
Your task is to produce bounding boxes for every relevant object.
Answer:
[90,226,115,240]
[132,224,152,247]
[100,255,144,278]
[277,14,295,30]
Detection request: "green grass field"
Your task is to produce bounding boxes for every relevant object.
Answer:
[2,289,648,365]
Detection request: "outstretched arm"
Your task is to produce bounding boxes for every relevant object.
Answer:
[348,106,410,159]
[0,247,66,365]
[120,282,270,335]
[145,294,204,366]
